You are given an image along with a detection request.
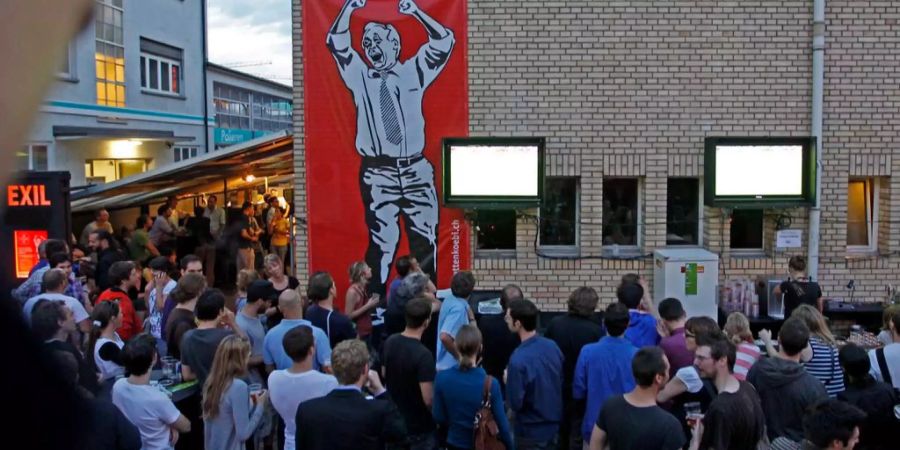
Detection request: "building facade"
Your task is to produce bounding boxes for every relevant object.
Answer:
[291,1,900,309]
[24,0,210,188]
[208,63,293,150]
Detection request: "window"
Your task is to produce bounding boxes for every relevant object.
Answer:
[251,92,293,132]
[140,38,183,95]
[58,42,75,79]
[476,210,516,253]
[85,159,147,183]
[540,177,579,250]
[95,0,125,107]
[730,209,764,250]
[213,82,293,133]
[15,145,49,171]
[847,178,878,251]
[667,178,701,245]
[173,146,203,162]
[602,178,640,247]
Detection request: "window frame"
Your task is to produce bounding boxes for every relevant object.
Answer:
[84,158,148,183]
[15,144,50,171]
[729,208,765,253]
[173,146,203,163]
[474,209,517,259]
[538,176,580,256]
[847,177,879,253]
[95,0,126,107]
[140,52,182,96]
[57,41,77,81]
[602,177,643,254]
[666,177,704,247]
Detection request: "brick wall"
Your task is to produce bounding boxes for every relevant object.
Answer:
[293,0,900,309]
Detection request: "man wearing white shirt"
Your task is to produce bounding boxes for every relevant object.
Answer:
[268,326,338,450]
[113,334,191,450]
[23,269,90,337]
[203,194,226,239]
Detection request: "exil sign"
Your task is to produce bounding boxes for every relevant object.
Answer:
[7,184,52,206]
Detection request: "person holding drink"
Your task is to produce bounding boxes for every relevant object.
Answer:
[202,335,268,450]
[688,334,766,450]
[345,261,381,341]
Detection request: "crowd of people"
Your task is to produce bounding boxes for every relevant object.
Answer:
[10,220,900,450]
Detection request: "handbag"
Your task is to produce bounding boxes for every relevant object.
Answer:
[473,376,505,450]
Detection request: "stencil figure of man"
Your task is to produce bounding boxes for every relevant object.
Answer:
[328,0,454,295]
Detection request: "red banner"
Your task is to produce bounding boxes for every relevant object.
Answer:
[303,0,470,308]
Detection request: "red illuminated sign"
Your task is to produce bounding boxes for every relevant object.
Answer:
[14,230,47,278]
[7,184,52,206]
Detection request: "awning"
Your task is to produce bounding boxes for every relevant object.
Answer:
[71,131,293,212]
[53,126,196,142]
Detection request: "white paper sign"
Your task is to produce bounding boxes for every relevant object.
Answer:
[776,229,803,248]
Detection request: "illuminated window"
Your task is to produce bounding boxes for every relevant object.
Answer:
[95,0,125,107]
[85,159,147,183]
[847,178,878,251]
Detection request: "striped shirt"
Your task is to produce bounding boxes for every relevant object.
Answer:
[804,337,845,398]
[734,342,761,381]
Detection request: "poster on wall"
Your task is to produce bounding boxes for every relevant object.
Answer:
[14,230,48,279]
[304,0,471,305]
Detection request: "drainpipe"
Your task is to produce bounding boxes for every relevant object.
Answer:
[201,0,211,154]
[808,0,826,280]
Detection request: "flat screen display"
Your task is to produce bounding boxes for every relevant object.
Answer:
[704,137,816,207]
[443,138,544,207]
[715,145,804,196]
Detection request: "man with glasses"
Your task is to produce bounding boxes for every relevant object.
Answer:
[688,334,765,450]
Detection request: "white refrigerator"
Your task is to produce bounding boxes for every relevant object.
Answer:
[653,248,719,319]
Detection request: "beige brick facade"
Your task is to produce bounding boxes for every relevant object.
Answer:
[293,1,900,309]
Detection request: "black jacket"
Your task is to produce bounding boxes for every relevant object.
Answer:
[296,388,406,450]
[748,357,828,442]
[95,248,126,292]
[838,377,900,450]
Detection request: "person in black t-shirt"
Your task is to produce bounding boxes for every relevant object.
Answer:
[837,343,900,450]
[545,286,604,450]
[591,347,685,450]
[237,202,260,272]
[180,289,245,386]
[476,284,523,391]
[689,335,765,450]
[305,271,357,349]
[383,297,437,450]
[32,300,100,395]
[773,255,823,318]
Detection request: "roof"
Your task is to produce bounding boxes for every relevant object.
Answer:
[206,62,292,92]
[71,131,293,212]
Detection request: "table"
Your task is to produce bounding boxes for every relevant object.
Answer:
[150,369,199,403]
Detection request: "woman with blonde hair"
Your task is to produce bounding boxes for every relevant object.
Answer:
[344,261,379,340]
[432,324,514,450]
[203,335,269,450]
[723,312,760,380]
[235,269,260,312]
[792,304,845,397]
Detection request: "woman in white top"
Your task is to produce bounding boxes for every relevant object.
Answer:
[88,301,125,383]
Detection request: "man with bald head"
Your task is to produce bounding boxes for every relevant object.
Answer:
[263,289,332,373]
[327,0,455,296]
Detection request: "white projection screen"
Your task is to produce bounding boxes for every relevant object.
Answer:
[715,145,804,196]
[448,144,540,198]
